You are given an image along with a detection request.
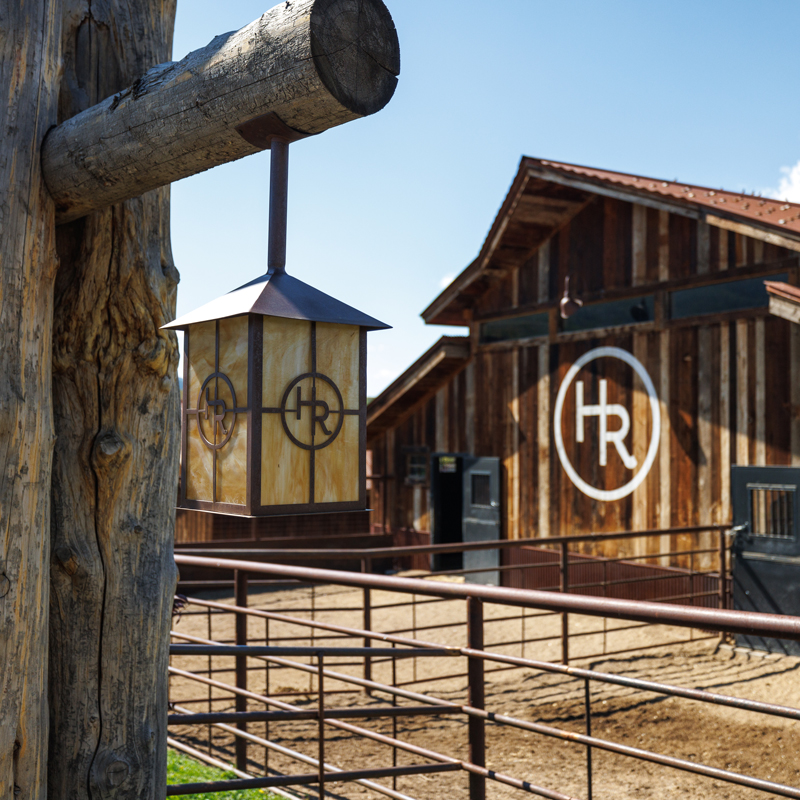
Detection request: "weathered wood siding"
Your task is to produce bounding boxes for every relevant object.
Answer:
[369,196,800,559]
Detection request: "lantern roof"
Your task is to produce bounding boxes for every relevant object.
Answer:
[163,270,390,331]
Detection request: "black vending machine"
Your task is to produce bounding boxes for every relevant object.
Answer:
[430,453,501,584]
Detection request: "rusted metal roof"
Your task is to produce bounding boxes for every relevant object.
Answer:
[765,280,800,325]
[423,157,800,326]
[534,159,800,235]
[367,336,470,438]
[765,280,800,303]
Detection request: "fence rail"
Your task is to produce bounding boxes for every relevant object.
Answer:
[167,545,800,800]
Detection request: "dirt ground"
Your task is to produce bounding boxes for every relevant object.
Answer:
[169,578,800,799]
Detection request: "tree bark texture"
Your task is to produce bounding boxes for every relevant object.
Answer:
[48,2,180,798]
[0,2,61,799]
[42,0,400,224]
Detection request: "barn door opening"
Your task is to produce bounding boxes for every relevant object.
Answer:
[431,454,464,573]
[431,454,501,582]
[732,465,800,655]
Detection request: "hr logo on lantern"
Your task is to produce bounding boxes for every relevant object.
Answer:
[554,347,660,502]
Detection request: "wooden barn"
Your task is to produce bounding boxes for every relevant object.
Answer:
[367,157,800,560]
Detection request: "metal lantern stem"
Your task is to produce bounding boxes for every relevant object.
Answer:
[268,137,289,274]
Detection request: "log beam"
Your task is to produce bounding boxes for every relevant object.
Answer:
[42,0,400,224]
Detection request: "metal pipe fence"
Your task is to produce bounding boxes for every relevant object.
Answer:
[167,552,800,800]
[176,525,731,668]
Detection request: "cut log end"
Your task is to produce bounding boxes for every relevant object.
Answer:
[311,0,400,118]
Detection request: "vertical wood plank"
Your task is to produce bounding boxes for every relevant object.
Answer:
[507,348,520,539]
[603,197,619,291]
[697,220,710,275]
[435,386,447,453]
[719,323,731,523]
[754,238,765,264]
[793,324,800,466]
[735,234,747,267]
[718,229,729,271]
[631,334,649,554]
[764,317,792,466]
[538,241,551,304]
[518,346,534,538]
[736,320,749,465]
[658,330,671,560]
[511,267,519,309]
[697,326,713,566]
[465,361,475,455]
[386,428,396,530]
[755,318,766,465]
[658,211,670,282]
[537,344,550,538]
[450,371,460,453]
[632,205,646,287]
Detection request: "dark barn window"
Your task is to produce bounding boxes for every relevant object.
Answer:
[403,447,429,486]
[670,273,788,320]
[471,473,492,507]
[749,484,795,539]
[480,312,549,344]
[561,295,655,333]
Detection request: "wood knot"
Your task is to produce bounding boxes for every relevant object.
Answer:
[92,431,131,472]
[0,575,10,598]
[106,760,129,788]
[55,545,79,576]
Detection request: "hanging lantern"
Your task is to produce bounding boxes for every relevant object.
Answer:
[164,127,388,516]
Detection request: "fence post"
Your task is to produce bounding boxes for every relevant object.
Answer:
[234,569,248,772]
[584,679,593,800]
[467,596,485,800]
[362,557,372,692]
[560,541,569,665]
[718,529,727,643]
[317,652,325,794]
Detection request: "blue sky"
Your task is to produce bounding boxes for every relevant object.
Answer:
[171,0,800,396]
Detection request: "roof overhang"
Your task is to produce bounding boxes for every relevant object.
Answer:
[367,336,470,440]
[766,281,800,325]
[423,157,800,327]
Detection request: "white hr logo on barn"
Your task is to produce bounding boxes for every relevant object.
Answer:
[554,347,661,502]
[575,379,637,470]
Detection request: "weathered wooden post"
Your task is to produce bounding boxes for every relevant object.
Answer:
[0,0,399,797]
[0,3,61,799]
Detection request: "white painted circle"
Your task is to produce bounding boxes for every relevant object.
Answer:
[553,346,660,502]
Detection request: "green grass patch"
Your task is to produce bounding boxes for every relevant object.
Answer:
[167,749,278,799]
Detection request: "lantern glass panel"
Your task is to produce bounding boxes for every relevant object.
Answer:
[314,322,360,502]
[184,316,249,506]
[261,316,312,506]
[215,315,249,505]
[185,320,216,502]
[259,316,361,509]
